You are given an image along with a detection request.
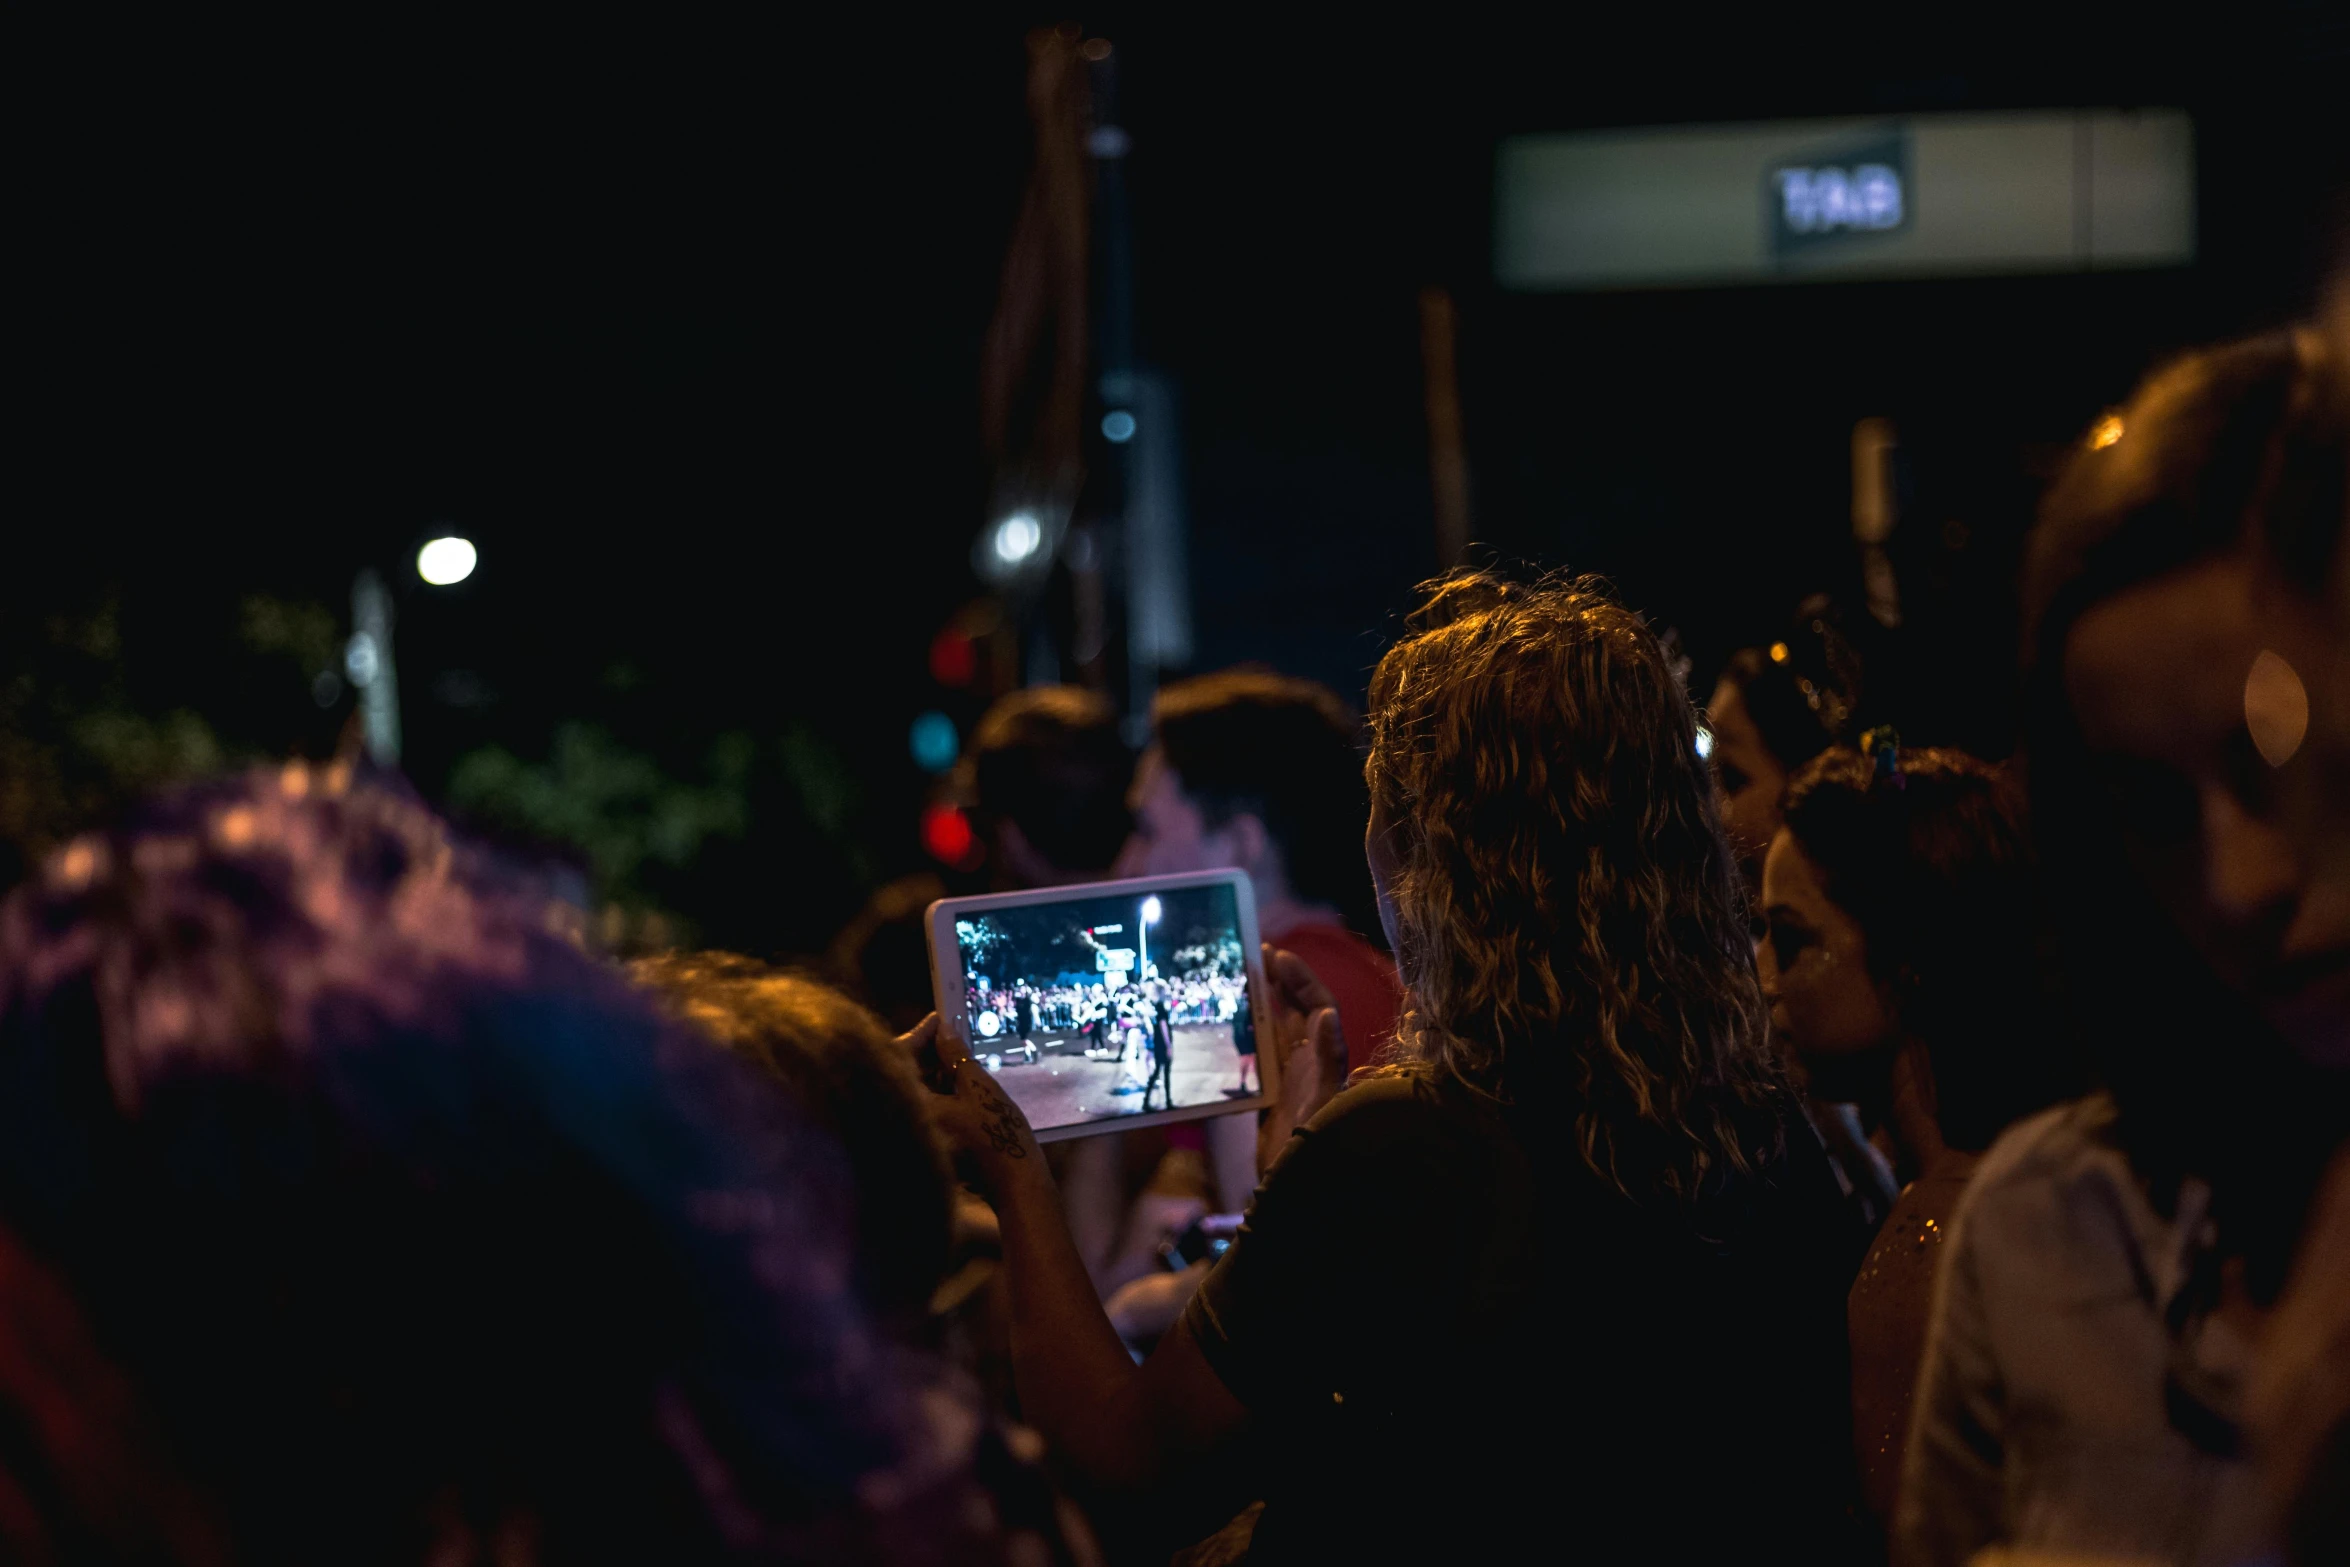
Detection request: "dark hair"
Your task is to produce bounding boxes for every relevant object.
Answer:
[1716,596,1868,771]
[825,872,950,1034]
[629,952,953,1328]
[1780,745,2078,1151]
[2025,329,2345,667]
[1366,571,1786,1207]
[1153,670,1379,939]
[965,686,1131,876]
[2022,326,2348,1294]
[0,766,987,1562]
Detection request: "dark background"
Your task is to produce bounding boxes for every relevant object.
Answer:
[14,9,2347,957]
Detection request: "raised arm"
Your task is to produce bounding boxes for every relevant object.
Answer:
[907,1016,1248,1492]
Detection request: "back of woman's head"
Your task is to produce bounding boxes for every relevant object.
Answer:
[1367,570,1783,1205]
[1780,745,2076,1150]
[0,766,978,1563]
[629,952,953,1328]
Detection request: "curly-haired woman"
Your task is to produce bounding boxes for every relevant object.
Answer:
[918,571,1862,1562]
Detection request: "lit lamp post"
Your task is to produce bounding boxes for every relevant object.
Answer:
[347,571,401,766]
[347,533,477,769]
[416,536,478,587]
[1139,894,1162,981]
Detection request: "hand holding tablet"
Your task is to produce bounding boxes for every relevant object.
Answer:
[908,1013,1043,1174]
[1255,943,1352,1170]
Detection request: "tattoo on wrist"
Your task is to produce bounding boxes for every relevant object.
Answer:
[971,1079,1030,1159]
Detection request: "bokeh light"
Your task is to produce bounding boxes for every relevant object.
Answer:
[416,536,478,586]
[992,512,1043,565]
[929,628,978,687]
[920,801,981,868]
[909,710,959,773]
[2244,649,2309,767]
[344,632,381,687]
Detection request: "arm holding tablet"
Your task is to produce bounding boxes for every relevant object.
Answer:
[910,1011,1248,1491]
[906,941,1346,1493]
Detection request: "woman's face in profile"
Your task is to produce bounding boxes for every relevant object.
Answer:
[2065,547,2350,1062]
[1760,828,1894,1097]
[1706,678,1788,890]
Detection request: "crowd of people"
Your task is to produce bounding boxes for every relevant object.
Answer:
[970,974,1246,1054]
[0,314,2343,1565]
[962,974,1246,1113]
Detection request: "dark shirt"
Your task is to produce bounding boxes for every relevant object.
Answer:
[1181,1070,1861,1562]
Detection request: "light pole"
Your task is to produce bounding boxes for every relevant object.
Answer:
[347,570,402,766]
[1139,894,1162,981]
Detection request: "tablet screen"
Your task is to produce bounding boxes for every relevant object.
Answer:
[945,879,1260,1134]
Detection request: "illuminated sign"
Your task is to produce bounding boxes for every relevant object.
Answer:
[1496,109,2194,290]
[1770,131,1908,256]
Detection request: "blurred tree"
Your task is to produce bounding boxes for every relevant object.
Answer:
[237,594,341,681]
[447,723,754,948]
[0,595,230,891]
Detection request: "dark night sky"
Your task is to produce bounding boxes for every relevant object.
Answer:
[17,9,2347,954]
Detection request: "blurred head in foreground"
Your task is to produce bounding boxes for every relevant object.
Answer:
[1363,569,1784,1207]
[2023,325,2349,1285]
[0,766,981,1564]
[629,952,953,1334]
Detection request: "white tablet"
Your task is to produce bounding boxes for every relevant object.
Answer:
[925,869,1277,1142]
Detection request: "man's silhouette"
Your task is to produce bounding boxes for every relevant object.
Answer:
[1143,997,1176,1112]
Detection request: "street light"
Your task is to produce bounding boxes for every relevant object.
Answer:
[1139,894,1162,981]
[991,512,1042,566]
[416,536,478,586]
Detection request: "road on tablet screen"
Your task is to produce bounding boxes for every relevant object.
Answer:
[978,1021,1252,1131]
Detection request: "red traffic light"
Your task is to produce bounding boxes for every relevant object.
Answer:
[920,801,982,869]
[928,628,978,687]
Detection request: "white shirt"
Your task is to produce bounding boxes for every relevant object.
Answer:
[1897,1093,2267,1567]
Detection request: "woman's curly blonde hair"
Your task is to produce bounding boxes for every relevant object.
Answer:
[1366,570,1785,1204]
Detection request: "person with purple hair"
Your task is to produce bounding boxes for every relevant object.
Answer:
[0,763,1072,1565]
